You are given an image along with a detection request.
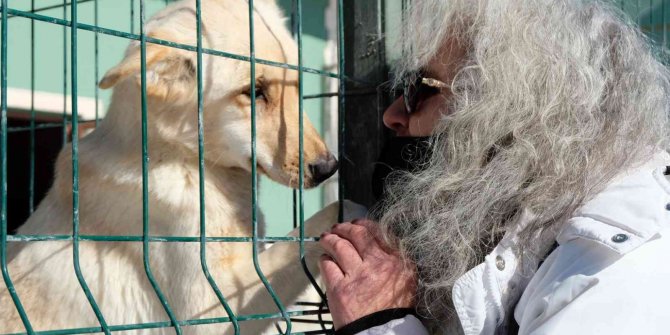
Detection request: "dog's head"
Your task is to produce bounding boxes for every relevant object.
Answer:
[98,0,337,188]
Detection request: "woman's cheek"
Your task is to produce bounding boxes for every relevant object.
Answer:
[409,96,448,136]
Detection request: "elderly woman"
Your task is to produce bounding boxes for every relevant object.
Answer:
[319,0,670,334]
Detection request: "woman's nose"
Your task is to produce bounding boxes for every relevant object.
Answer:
[383,97,409,135]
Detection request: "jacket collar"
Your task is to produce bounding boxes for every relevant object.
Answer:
[557,151,670,255]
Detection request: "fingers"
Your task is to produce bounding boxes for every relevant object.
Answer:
[351,218,379,233]
[319,254,344,290]
[351,219,398,254]
[319,232,363,274]
[330,222,377,257]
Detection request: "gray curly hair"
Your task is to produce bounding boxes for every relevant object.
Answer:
[376,0,670,326]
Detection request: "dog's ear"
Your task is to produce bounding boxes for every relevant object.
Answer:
[99,42,196,101]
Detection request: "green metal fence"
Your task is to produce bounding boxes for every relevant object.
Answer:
[1,0,670,334]
[620,0,670,61]
[1,0,346,334]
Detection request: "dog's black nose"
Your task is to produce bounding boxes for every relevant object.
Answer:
[309,154,339,184]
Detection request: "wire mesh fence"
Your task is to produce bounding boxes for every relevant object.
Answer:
[1,0,670,334]
[1,0,349,334]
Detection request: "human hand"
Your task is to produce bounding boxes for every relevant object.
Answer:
[318,219,417,329]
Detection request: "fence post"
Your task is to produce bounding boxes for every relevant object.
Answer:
[341,0,390,209]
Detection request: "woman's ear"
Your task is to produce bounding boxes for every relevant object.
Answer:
[99,37,197,102]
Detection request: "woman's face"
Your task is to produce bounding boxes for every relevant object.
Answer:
[383,39,466,137]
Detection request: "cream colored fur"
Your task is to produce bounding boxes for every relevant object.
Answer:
[0,0,356,333]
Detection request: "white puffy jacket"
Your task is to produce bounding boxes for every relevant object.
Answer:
[348,152,670,335]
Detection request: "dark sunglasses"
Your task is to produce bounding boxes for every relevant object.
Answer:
[400,73,449,114]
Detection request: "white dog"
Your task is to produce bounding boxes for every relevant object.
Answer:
[0,0,361,333]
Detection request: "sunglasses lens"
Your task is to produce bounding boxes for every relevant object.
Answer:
[403,75,422,114]
[403,87,413,114]
[393,87,404,100]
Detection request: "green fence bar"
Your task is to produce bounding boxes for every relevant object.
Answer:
[248,0,292,333]
[337,0,345,222]
[138,0,182,333]
[94,0,99,126]
[130,0,135,34]
[195,0,240,333]
[291,0,298,232]
[4,8,342,80]
[4,309,329,335]
[651,0,654,36]
[296,0,327,310]
[69,2,111,333]
[663,0,666,47]
[1,0,34,332]
[62,0,67,147]
[8,121,97,133]
[639,0,643,25]
[7,0,94,19]
[29,0,35,213]
[7,234,320,243]
[297,0,305,266]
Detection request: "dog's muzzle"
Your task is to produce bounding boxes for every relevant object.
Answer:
[308,153,338,185]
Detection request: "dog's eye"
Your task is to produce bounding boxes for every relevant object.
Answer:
[243,87,266,101]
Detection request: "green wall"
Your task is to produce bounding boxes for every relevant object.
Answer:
[3,0,330,236]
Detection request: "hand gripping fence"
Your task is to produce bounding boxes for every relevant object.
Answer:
[0,0,348,334]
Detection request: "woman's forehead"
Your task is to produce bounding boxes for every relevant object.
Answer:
[424,38,468,80]
[421,61,442,78]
